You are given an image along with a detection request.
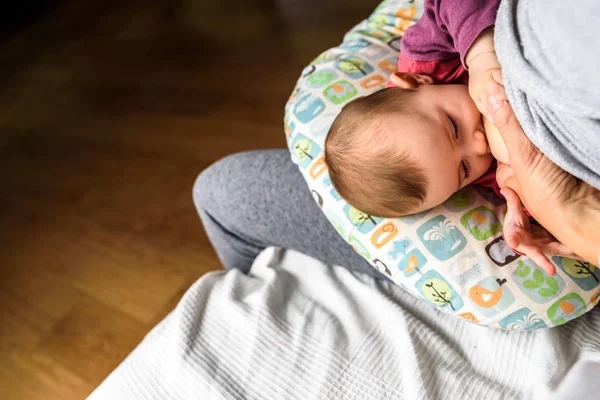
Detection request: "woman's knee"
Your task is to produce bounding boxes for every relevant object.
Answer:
[193,150,287,216]
[193,153,239,214]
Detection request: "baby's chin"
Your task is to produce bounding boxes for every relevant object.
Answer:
[482,116,509,164]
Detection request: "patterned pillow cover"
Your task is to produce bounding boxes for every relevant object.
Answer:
[284,0,600,330]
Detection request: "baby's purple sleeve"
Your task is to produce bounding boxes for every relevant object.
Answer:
[401,0,501,66]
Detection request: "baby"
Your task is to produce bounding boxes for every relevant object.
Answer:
[324,0,571,272]
[325,0,505,218]
[325,79,501,217]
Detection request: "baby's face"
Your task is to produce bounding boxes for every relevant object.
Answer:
[384,85,493,212]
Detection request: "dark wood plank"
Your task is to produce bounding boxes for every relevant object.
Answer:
[0,0,377,398]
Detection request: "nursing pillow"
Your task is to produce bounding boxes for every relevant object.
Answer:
[284,0,600,329]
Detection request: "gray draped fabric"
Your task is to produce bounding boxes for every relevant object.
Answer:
[495,0,600,189]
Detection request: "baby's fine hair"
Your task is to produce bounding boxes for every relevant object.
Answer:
[324,87,428,218]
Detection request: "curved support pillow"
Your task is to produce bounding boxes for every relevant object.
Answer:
[284,0,600,329]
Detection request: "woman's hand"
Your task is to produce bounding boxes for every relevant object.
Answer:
[501,187,581,275]
[487,93,600,266]
[490,99,595,222]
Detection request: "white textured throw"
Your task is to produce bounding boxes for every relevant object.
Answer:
[89,248,600,400]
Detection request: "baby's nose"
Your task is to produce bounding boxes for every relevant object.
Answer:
[474,130,490,155]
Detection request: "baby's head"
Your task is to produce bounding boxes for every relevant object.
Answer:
[325,73,493,217]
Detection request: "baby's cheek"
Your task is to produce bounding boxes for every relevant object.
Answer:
[484,153,494,170]
[464,156,492,188]
[476,154,494,176]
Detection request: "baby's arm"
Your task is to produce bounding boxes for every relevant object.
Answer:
[400,0,505,115]
[400,0,501,64]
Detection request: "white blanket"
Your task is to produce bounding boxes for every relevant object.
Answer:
[88,248,600,400]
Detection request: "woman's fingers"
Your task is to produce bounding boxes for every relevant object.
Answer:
[530,224,582,259]
[501,188,531,245]
[524,247,557,275]
[504,218,556,275]
[502,206,559,275]
[543,241,581,260]
[505,230,520,250]
[501,187,526,223]
[506,225,559,275]
[507,238,556,275]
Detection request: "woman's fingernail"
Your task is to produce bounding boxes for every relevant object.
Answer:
[488,95,500,112]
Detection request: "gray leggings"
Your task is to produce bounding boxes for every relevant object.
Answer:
[193,149,385,279]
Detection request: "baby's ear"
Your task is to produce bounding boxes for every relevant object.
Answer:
[389,72,434,89]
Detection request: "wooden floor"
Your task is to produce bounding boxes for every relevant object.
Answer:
[0,0,377,398]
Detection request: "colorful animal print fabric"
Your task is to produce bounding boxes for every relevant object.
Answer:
[285,0,600,329]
